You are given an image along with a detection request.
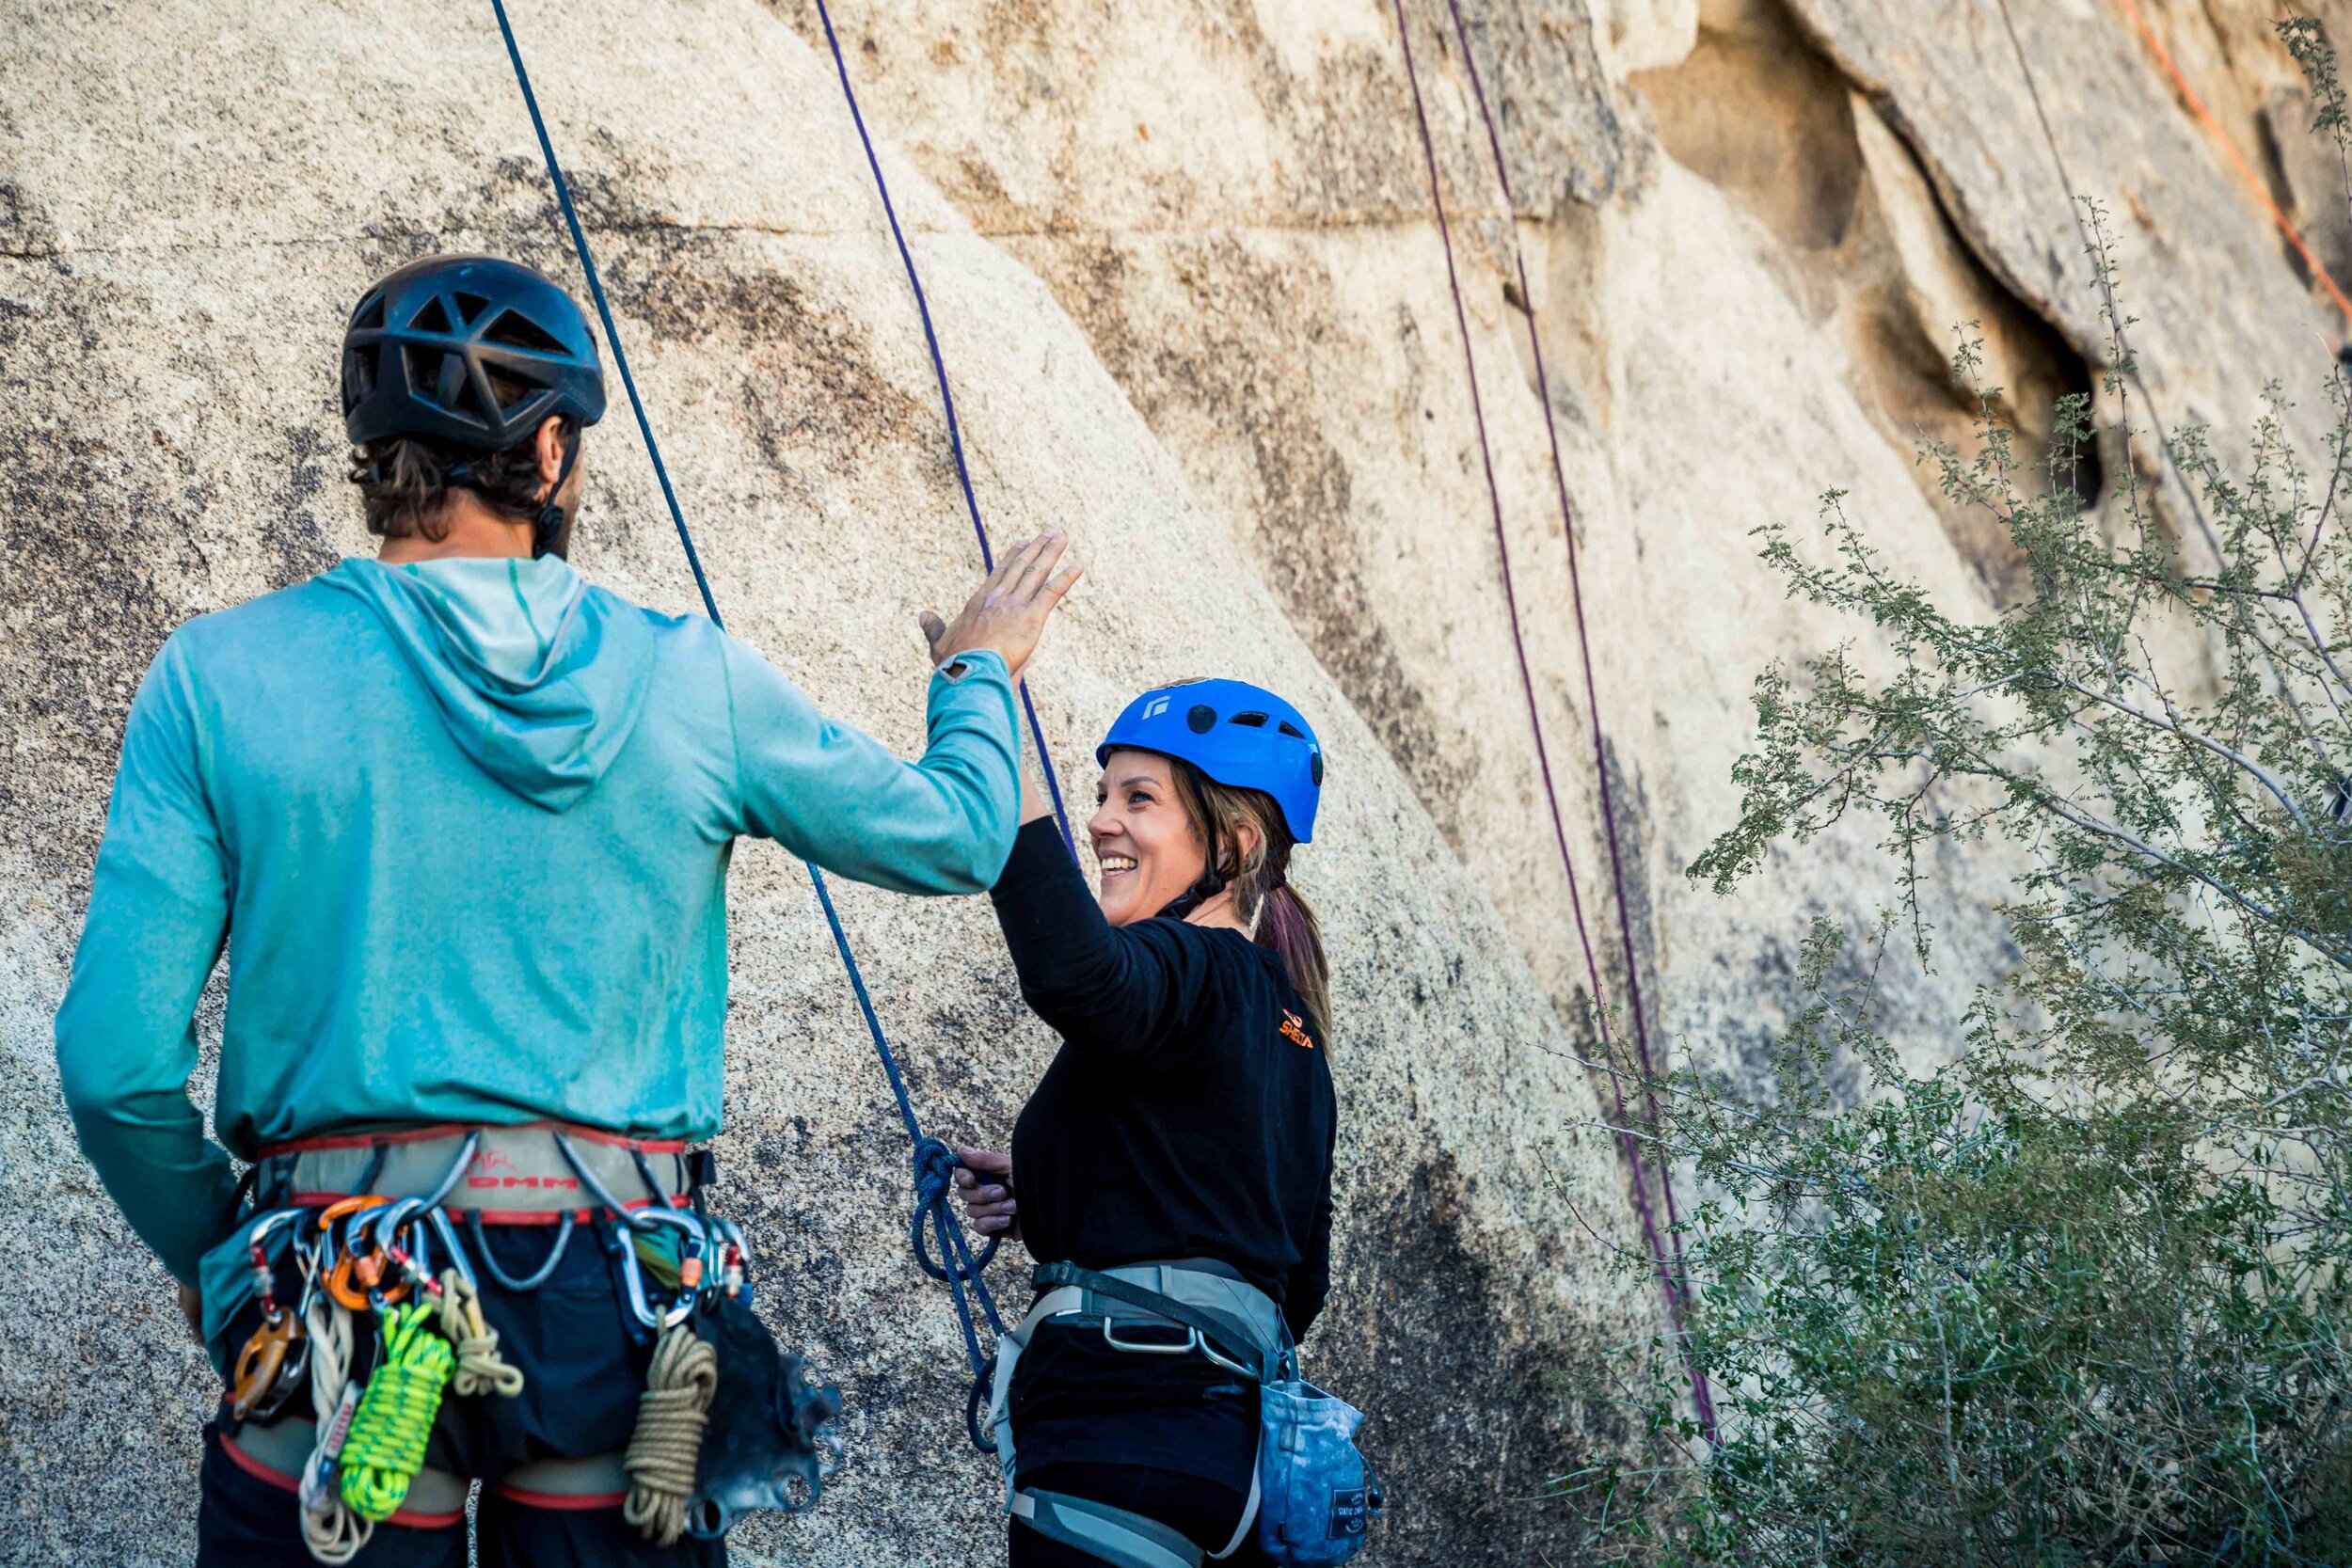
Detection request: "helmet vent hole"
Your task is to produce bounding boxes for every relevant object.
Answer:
[346,345,378,401]
[1311,753,1325,784]
[453,291,490,325]
[400,345,435,398]
[408,295,454,336]
[1230,712,1269,728]
[351,293,386,332]
[1186,705,1216,734]
[485,366,540,413]
[435,353,471,413]
[1278,721,1304,738]
[485,309,568,356]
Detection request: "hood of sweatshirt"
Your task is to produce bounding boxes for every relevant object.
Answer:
[321,555,655,812]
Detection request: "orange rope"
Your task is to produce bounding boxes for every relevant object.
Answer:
[2107,0,2352,329]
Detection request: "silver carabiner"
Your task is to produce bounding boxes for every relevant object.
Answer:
[426,1206,478,1295]
[1102,1319,1201,1356]
[611,1220,660,1330]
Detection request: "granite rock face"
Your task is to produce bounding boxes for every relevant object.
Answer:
[3,0,2344,1561]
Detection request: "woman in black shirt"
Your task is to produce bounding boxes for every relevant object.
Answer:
[956,677,1337,1567]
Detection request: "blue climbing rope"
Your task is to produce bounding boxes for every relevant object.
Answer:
[489,0,1006,1449]
[810,0,1076,857]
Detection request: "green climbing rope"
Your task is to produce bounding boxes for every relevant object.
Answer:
[338,1301,457,1521]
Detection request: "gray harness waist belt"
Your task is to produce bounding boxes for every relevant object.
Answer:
[254,1123,691,1217]
[988,1261,1292,1568]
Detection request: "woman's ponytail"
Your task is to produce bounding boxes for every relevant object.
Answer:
[1254,879,1332,1041]
[1172,761,1336,1040]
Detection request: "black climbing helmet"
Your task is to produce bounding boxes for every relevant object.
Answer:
[341,254,606,450]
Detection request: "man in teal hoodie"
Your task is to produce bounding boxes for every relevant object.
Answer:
[53,254,1076,1565]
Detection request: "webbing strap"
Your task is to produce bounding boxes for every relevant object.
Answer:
[500,1449,630,1498]
[487,0,1006,1444]
[1013,1489,1204,1568]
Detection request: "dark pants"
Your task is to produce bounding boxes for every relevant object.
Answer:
[1009,1463,1262,1567]
[199,1219,724,1567]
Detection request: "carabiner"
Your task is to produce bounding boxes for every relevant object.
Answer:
[426,1206,478,1295]
[1102,1320,1201,1356]
[608,1218,660,1330]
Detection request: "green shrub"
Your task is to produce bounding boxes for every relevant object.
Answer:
[1577,27,2352,1565]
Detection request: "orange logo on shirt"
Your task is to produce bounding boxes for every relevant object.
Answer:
[1279,1010,1315,1050]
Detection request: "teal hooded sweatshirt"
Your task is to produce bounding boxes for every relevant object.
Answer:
[54,555,1021,1291]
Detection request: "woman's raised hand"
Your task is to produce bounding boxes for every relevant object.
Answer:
[952,1144,1019,1238]
[919,531,1082,684]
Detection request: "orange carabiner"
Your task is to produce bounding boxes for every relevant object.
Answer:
[317,1194,389,1231]
[319,1195,407,1311]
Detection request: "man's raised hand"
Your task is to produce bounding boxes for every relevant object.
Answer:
[919,531,1082,684]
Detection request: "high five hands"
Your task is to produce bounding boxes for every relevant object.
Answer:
[920,531,1082,683]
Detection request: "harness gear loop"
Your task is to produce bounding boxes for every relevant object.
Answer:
[435,1268,524,1399]
[338,1300,457,1522]
[623,1322,720,1546]
[466,1208,576,1291]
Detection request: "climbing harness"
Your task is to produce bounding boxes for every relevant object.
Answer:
[485,0,1042,1460]
[210,1121,813,1560]
[986,1261,1380,1568]
[1389,0,1713,1432]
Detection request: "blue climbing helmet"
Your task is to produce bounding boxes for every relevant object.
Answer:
[341,254,607,450]
[1098,679,1324,843]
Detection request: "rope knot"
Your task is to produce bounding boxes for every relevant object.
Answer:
[911,1136,958,1206]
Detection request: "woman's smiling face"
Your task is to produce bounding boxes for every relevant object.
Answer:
[1089,749,1211,927]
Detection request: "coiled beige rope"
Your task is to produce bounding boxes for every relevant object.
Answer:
[435,1270,525,1399]
[299,1298,371,1565]
[623,1323,719,1545]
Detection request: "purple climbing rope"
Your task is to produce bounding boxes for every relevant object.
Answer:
[1391,0,1715,1435]
[809,0,1076,856]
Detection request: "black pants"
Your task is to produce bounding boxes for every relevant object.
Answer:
[1009,1463,1263,1567]
[199,1219,724,1567]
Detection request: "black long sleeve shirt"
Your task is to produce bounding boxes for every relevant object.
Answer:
[990,816,1338,1486]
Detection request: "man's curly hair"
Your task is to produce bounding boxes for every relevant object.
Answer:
[347,417,579,540]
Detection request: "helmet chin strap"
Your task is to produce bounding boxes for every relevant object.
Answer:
[531,431,581,559]
[1155,818,1232,922]
[1154,869,1228,924]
